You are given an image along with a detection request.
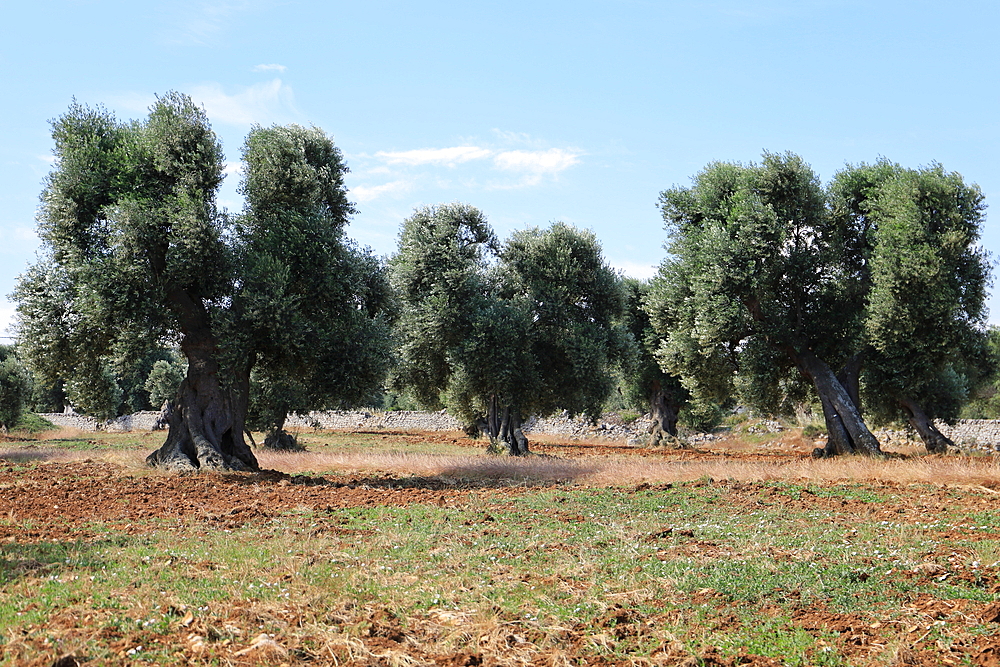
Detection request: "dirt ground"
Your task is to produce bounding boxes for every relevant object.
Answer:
[0,429,837,545]
[4,431,1000,665]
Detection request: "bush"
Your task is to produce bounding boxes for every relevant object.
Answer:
[145,358,186,408]
[618,410,641,425]
[679,399,725,432]
[0,352,31,430]
[13,413,56,434]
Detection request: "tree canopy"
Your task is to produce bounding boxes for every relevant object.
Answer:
[619,279,689,445]
[14,94,394,469]
[0,346,31,430]
[647,153,989,455]
[390,204,630,454]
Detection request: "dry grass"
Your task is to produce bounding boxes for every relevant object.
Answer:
[256,448,1000,488]
[6,430,1000,490]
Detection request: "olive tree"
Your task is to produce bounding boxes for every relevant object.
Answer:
[390,205,630,455]
[14,94,394,470]
[840,162,990,451]
[647,153,989,456]
[620,279,688,445]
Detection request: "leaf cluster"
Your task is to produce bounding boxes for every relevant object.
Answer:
[647,152,991,425]
[390,207,630,426]
[13,95,395,422]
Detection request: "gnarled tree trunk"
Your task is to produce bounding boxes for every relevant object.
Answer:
[789,348,883,458]
[647,381,684,448]
[898,397,953,454]
[484,395,530,456]
[146,291,258,472]
[262,413,305,451]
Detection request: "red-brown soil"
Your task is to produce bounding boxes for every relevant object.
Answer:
[3,432,1000,666]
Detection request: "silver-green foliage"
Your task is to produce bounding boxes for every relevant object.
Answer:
[647,152,990,450]
[390,205,630,435]
[12,94,393,466]
[0,346,31,429]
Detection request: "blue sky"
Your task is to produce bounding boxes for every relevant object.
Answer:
[2,0,1000,339]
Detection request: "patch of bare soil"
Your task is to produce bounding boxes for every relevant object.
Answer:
[0,461,527,544]
[5,435,1000,666]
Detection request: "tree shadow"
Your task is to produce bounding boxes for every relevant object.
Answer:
[215,458,606,490]
[0,446,70,463]
[0,538,119,585]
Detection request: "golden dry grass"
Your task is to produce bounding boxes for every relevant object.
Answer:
[256,448,1000,488]
[6,439,999,491]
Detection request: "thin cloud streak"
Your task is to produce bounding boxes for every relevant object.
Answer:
[493,148,581,174]
[352,180,414,202]
[189,78,298,125]
[353,142,585,201]
[376,146,493,167]
[158,0,261,45]
[373,145,581,175]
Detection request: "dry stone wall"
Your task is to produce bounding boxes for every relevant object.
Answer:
[38,411,162,433]
[31,410,1000,452]
[283,410,464,431]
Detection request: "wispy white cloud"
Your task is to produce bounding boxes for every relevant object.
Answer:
[354,140,584,201]
[375,146,494,167]
[253,63,286,72]
[159,0,262,45]
[189,78,297,126]
[352,180,414,203]
[373,145,581,175]
[37,155,55,165]
[493,148,581,174]
[609,259,658,280]
[222,161,244,176]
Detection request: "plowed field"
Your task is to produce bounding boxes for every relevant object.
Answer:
[3,429,1000,665]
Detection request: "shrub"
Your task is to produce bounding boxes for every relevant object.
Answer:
[618,410,641,425]
[14,413,56,434]
[0,352,32,430]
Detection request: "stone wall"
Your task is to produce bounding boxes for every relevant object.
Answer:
[38,411,162,433]
[925,420,1000,452]
[284,410,464,432]
[32,409,1000,452]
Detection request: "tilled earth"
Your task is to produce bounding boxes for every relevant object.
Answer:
[3,434,1000,665]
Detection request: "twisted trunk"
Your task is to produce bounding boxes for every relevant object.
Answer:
[485,395,529,456]
[787,347,882,457]
[145,289,258,471]
[263,413,304,451]
[898,397,953,454]
[647,380,683,448]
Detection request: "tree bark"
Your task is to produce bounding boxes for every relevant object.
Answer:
[146,290,258,471]
[647,381,684,448]
[787,347,883,457]
[898,397,954,454]
[484,395,530,456]
[262,413,305,451]
[837,352,865,418]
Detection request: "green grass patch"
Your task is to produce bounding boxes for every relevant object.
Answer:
[3,453,1000,664]
[12,413,56,434]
